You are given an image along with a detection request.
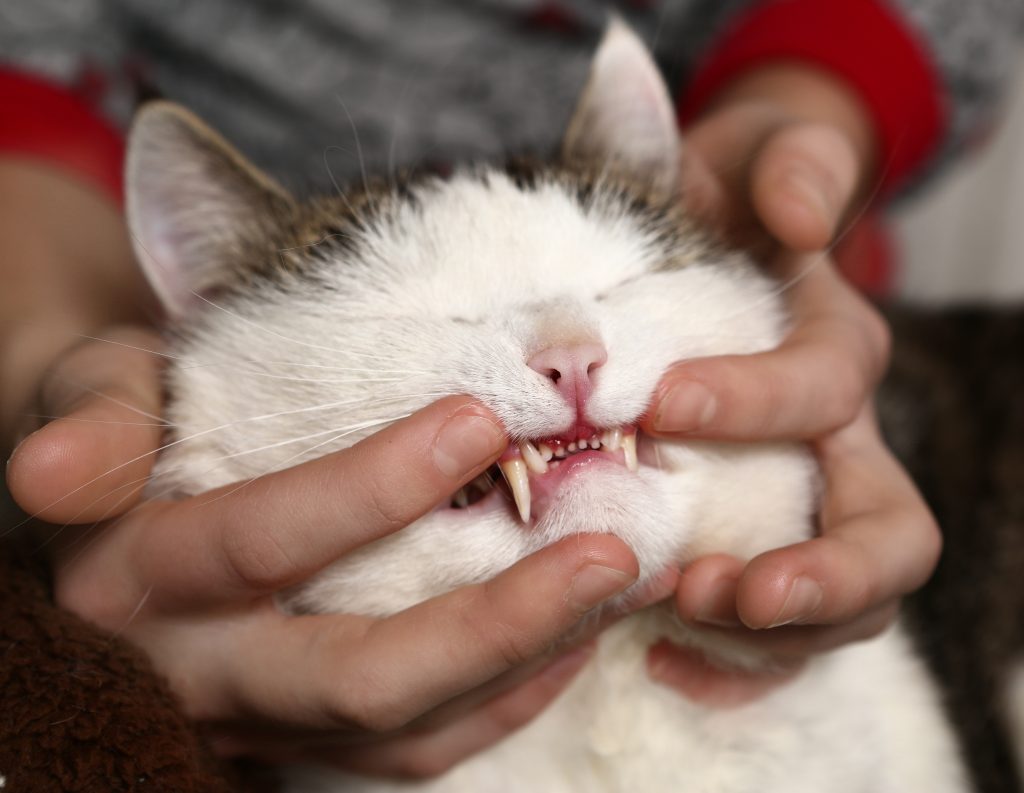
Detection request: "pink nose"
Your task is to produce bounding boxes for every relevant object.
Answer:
[528,342,607,414]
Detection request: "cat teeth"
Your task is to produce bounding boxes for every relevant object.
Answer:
[538,443,554,462]
[603,428,622,452]
[519,440,549,475]
[499,458,531,523]
[622,432,639,473]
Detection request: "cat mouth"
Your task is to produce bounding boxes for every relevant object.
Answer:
[448,427,639,523]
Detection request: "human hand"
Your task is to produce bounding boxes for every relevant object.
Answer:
[640,66,941,703]
[7,329,674,777]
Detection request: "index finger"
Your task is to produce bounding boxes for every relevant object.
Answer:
[735,407,941,629]
[135,395,506,607]
[642,256,891,441]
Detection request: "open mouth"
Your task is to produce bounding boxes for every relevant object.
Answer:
[448,426,639,522]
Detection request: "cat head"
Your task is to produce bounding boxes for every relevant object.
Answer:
[127,22,811,615]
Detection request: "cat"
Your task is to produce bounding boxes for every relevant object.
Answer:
[126,20,969,793]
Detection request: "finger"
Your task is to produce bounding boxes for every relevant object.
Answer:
[646,638,804,708]
[677,143,729,234]
[133,395,507,606]
[6,327,165,523]
[642,257,891,440]
[326,645,595,779]
[735,409,940,630]
[224,534,638,732]
[751,123,859,251]
[716,602,900,664]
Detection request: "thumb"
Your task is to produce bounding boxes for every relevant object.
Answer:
[750,123,860,251]
[7,327,165,523]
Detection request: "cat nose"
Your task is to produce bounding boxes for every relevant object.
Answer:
[528,342,608,412]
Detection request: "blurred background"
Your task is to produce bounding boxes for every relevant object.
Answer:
[895,52,1024,304]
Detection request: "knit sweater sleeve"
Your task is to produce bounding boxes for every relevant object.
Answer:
[0,0,131,203]
[894,0,1024,187]
[677,0,1024,196]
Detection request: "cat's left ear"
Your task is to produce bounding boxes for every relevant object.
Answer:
[563,19,681,195]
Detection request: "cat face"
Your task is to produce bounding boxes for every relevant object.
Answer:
[129,23,814,616]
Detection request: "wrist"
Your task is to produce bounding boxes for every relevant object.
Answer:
[699,64,877,195]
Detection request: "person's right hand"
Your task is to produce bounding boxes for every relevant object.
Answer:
[7,327,672,778]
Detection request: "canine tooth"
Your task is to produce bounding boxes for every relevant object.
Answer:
[622,432,639,472]
[499,459,531,523]
[453,488,469,508]
[568,442,577,453]
[539,443,554,462]
[519,441,549,474]
[605,428,623,452]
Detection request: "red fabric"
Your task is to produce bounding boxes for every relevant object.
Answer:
[678,0,947,195]
[834,213,895,297]
[0,69,125,204]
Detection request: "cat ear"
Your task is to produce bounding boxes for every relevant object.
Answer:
[563,18,681,195]
[126,101,294,319]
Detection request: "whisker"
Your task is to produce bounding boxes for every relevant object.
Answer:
[335,93,370,198]
[192,413,411,510]
[25,415,173,428]
[190,291,393,362]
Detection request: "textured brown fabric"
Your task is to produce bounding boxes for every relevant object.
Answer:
[0,539,241,793]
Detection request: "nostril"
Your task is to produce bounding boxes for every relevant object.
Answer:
[527,343,607,389]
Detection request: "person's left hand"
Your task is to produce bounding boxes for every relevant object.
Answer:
[641,66,942,706]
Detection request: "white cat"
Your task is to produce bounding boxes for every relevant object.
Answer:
[127,21,968,793]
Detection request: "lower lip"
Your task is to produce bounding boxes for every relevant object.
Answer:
[530,449,624,513]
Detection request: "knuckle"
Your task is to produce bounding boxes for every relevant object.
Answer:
[912,511,944,579]
[822,359,864,429]
[350,474,412,534]
[334,682,411,735]
[218,521,300,592]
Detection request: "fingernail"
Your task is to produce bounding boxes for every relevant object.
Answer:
[653,381,716,433]
[694,576,741,628]
[432,408,506,479]
[767,577,823,628]
[785,168,835,233]
[567,564,636,613]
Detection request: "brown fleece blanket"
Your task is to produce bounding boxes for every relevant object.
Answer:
[0,539,245,793]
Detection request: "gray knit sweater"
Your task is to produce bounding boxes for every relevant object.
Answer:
[1,0,1022,195]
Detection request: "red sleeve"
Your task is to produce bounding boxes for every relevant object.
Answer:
[678,0,947,195]
[0,69,125,205]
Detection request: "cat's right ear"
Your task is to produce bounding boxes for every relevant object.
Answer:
[126,102,294,319]
[563,19,681,196]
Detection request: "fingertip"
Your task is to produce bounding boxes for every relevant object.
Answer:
[6,399,158,522]
[431,398,506,480]
[643,368,718,437]
[735,551,798,629]
[675,554,743,627]
[753,124,859,251]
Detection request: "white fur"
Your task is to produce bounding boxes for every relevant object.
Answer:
[135,22,968,793]
[146,169,967,792]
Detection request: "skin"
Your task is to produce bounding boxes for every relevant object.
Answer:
[2,63,941,774]
[643,65,941,698]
